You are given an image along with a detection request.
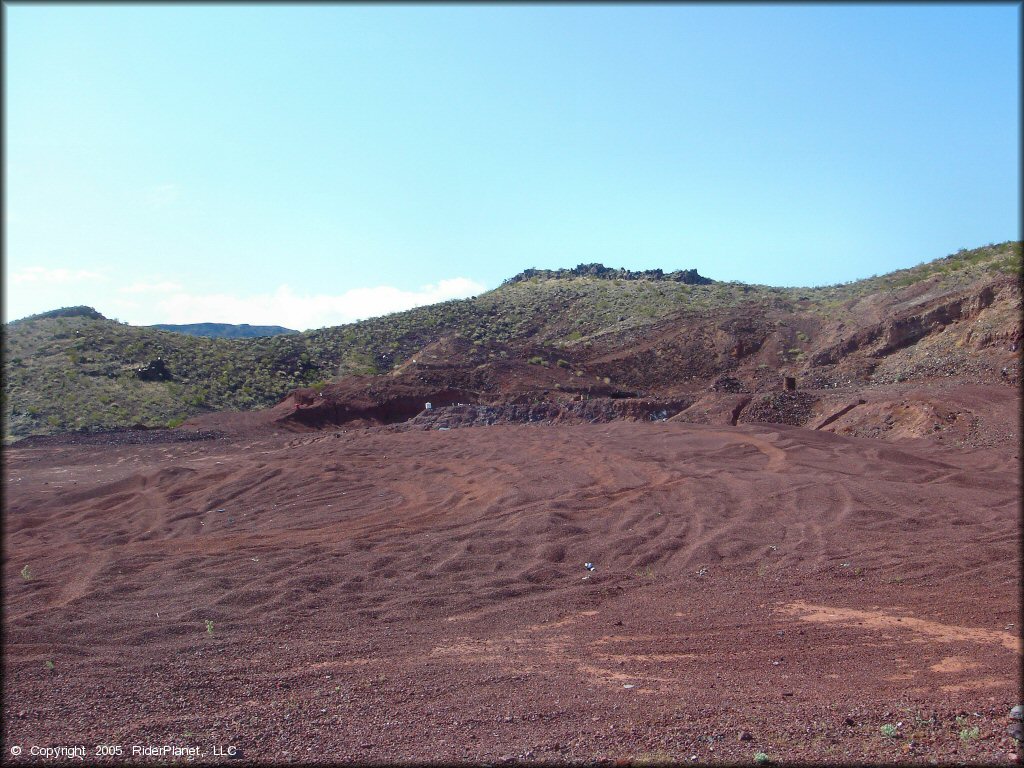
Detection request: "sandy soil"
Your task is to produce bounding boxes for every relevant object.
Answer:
[3,420,1021,765]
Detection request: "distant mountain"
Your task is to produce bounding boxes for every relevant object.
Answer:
[151,323,299,339]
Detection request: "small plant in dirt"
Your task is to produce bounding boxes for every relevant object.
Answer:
[632,751,676,765]
[20,565,32,580]
[880,723,899,738]
[44,660,55,673]
[753,752,770,764]
[638,565,656,581]
[205,619,214,635]
[959,726,980,742]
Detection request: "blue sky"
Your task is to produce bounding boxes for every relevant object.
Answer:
[5,4,1020,330]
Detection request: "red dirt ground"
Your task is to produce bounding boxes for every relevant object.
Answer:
[3,411,1021,764]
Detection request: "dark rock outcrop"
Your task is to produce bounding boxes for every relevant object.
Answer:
[135,358,173,382]
[504,264,712,285]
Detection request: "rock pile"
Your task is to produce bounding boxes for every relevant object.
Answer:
[395,398,693,431]
[738,391,818,427]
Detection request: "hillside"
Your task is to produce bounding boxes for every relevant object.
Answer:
[150,322,299,339]
[3,241,1020,442]
[5,245,1022,764]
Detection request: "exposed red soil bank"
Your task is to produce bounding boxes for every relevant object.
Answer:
[3,420,1020,764]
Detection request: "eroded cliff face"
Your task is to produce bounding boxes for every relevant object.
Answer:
[809,279,1016,365]
[568,272,1019,391]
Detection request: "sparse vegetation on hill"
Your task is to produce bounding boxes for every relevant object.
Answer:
[2,241,1020,441]
[9,305,108,323]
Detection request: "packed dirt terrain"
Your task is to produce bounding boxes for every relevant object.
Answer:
[4,252,1023,764]
[3,393,1021,764]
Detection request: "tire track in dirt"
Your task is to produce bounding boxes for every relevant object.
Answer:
[45,552,112,611]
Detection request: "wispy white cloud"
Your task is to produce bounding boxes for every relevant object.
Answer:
[144,183,181,209]
[10,267,107,284]
[6,267,486,329]
[151,277,487,330]
[120,280,184,294]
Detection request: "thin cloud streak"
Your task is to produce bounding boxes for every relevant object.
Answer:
[152,277,487,331]
[144,183,181,209]
[11,267,107,284]
[120,280,185,294]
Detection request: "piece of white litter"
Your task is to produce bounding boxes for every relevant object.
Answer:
[623,684,635,689]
